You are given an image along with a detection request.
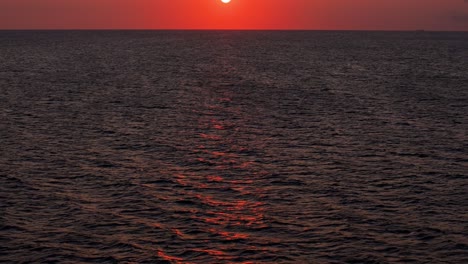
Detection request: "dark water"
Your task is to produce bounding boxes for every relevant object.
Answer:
[1,31,467,263]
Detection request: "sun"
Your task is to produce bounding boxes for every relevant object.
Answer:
[221,0,231,3]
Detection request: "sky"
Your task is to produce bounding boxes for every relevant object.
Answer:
[0,0,467,31]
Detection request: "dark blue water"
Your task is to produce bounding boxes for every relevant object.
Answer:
[1,31,467,263]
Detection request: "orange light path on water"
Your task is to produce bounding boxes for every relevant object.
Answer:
[153,56,271,261]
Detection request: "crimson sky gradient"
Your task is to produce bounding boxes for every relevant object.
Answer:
[0,0,467,30]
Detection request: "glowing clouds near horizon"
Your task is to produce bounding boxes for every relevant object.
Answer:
[221,0,231,3]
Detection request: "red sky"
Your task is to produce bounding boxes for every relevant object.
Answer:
[0,0,467,31]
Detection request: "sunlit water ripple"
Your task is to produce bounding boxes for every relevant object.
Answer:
[1,31,467,263]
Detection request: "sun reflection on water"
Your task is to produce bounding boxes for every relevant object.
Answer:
[157,83,268,262]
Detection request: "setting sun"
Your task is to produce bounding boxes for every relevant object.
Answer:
[221,0,231,3]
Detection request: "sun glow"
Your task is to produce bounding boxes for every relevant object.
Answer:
[221,0,231,3]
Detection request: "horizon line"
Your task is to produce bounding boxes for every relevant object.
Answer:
[0,28,467,33]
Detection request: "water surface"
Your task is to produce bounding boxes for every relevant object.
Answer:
[0,31,467,263]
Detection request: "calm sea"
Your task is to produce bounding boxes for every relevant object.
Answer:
[1,31,467,263]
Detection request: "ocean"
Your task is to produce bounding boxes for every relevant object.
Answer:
[1,30,467,263]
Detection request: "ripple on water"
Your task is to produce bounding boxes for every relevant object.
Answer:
[1,30,468,263]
